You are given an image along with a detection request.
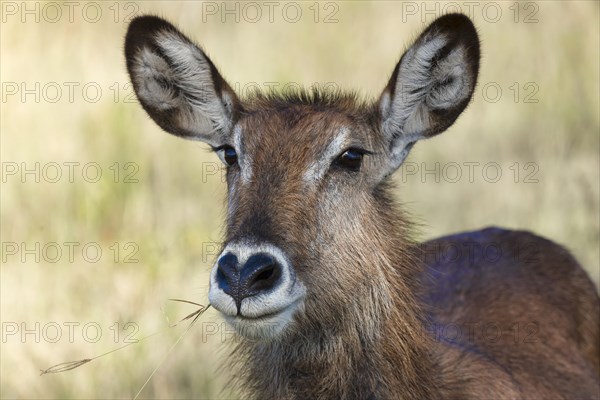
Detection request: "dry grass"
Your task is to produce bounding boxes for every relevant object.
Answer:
[1,1,598,398]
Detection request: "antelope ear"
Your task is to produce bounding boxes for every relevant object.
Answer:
[125,15,239,146]
[379,13,480,173]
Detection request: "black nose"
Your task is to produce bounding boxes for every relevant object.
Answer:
[216,252,283,311]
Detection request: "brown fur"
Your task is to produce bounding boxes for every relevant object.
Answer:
[422,228,600,399]
[124,14,600,399]
[223,97,600,398]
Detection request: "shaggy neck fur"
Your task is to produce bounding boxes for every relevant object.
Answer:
[227,181,442,399]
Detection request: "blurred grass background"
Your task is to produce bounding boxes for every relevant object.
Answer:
[1,1,598,398]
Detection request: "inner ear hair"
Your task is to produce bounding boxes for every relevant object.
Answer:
[376,14,480,175]
[125,15,239,145]
[381,13,480,143]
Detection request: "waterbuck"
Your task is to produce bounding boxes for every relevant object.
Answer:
[125,13,600,399]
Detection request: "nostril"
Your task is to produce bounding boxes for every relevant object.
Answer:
[216,267,229,289]
[241,254,283,295]
[255,265,275,282]
[216,253,239,294]
[249,263,282,292]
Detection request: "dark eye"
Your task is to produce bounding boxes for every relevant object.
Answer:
[222,146,237,166]
[335,149,364,171]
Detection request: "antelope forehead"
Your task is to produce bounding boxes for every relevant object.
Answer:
[233,124,352,184]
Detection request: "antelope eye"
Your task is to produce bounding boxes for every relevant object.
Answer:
[335,149,364,171]
[220,146,237,166]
